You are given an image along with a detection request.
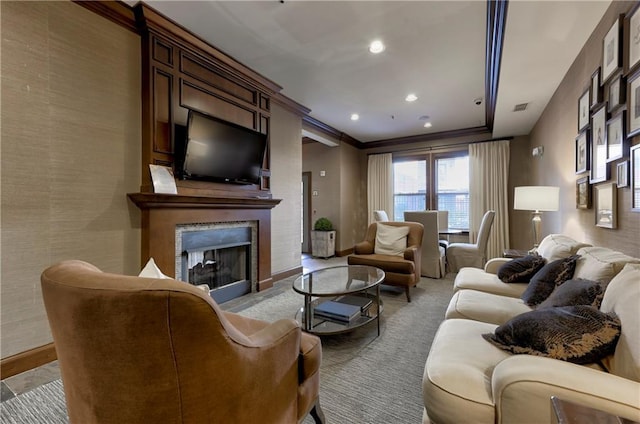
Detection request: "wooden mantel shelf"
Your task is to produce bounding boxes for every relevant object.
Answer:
[128,193,281,210]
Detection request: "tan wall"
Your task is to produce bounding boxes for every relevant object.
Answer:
[270,104,303,274]
[338,143,366,251]
[530,0,639,257]
[302,142,341,246]
[0,1,142,358]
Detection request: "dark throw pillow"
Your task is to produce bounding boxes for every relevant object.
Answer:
[482,305,620,364]
[520,255,579,306]
[497,255,546,283]
[538,278,604,309]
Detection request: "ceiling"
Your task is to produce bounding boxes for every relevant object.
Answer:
[129,1,611,144]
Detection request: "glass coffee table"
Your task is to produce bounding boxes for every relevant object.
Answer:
[292,265,385,336]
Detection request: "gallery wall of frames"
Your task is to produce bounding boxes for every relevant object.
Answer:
[576,4,640,229]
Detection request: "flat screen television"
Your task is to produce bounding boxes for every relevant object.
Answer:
[175,110,267,185]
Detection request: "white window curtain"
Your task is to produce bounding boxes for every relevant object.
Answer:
[367,153,393,224]
[469,140,510,260]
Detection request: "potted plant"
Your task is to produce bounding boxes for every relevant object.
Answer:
[311,217,336,258]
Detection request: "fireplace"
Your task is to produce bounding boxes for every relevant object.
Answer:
[176,222,258,303]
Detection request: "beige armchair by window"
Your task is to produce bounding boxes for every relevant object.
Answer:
[404,211,446,278]
[373,210,390,222]
[446,210,496,272]
[41,260,324,424]
[347,221,423,302]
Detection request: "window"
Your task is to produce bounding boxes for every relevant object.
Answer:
[393,153,469,229]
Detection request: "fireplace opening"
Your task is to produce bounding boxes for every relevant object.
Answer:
[179,225,254,304]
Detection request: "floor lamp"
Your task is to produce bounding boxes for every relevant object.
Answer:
[514,186,559,252]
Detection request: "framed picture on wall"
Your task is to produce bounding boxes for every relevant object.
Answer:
[607,72,626,112]
[578,89,590,131]
[575,130,589,174]
[595,183,617,229]
[626,3,640,75]
[590,105,609,183]
[602,15,623,84]
[591,67,602,108]
[632,144,640,211]
[576,176,591,209]
[617,160,629,188]
[606,110,626,162]
[627,70,640,137]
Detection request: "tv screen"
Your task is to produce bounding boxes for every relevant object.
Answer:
[177,110,267,185]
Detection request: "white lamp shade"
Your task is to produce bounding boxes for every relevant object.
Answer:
[514,186,559,211]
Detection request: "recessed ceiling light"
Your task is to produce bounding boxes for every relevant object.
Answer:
[351,113,359,121]
[405,94,418,102]
[369,40,385,54]
[423,122,432,128]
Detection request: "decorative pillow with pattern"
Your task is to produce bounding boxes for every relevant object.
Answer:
[483,305,620,364]
[538,278,604,309]
[497,255,546,283]
[520,255,579,306]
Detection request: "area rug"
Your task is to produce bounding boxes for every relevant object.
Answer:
[0,275,454,424]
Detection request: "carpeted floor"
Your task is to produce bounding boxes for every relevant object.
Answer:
[0,273,454,424]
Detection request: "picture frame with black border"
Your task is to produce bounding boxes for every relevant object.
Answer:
[627,69,640,137]
[591,67,602,108]
[607,71,626,112]
[590,104,609,184]
[595,182,617,229]
[602,15,624,84]
[631,143,640,211]
[575,130,589,174]
[578,88,590,132]
[617,160,629,188]
[625,2,640,75]
[606,110,626,162]
[576,176,591,209]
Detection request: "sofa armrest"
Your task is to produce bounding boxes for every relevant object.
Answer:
[354,241,374,254]
[492,355,640,424]
[484,258,510,274]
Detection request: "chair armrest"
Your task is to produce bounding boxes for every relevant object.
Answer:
[404,245,420,261]
[354,241,374,254]
[484,258,510,274]
[245,318,301,347]
[492,355,640,423]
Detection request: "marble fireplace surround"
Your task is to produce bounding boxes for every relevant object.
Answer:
[128,193,281,292]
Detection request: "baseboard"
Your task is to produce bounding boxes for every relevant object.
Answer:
[1,343,57,379]
[336,248,353,257]
[271,266,303,282]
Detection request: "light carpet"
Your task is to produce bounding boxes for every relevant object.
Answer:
[1,275,454,424]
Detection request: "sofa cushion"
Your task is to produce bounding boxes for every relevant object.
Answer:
[536,234,591,261]
[483,305,621,364]
[600,263,640,382]
[538,278,604,309]
[497,255,546,283]
[424,319,508,424]
[374,224,409,256]
[445,290,531,325]
[573,247,640,283]
[453,267,528,298]
[520,255,579,306]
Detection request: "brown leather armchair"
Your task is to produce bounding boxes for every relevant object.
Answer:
[347,221,423,302]
[41,260,324,424]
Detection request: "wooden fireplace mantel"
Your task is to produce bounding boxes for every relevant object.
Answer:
[127,193,281,210]
[127,193,281,292]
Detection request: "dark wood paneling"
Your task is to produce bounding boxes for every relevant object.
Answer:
[180,80,256,130]
[260,94,270,111]
[181,53,256,105]
[153,69,172,154]
[152,36,173,67]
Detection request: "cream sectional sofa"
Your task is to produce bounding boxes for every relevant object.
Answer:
[422,235,640,424]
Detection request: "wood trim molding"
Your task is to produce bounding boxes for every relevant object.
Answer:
[302,115,363,148]
[271,266,303,283]
[272,93,311,117]
[127,193,282,210]
[73,0,137,33]
[0,343,57,379]
[485,0,509,131]
[362,126,491,149]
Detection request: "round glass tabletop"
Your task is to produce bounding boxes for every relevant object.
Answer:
[292,265,384,297]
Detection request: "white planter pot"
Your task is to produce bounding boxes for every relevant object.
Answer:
[310,230,336,258]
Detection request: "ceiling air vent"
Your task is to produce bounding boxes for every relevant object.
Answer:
[513,103,528,112]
